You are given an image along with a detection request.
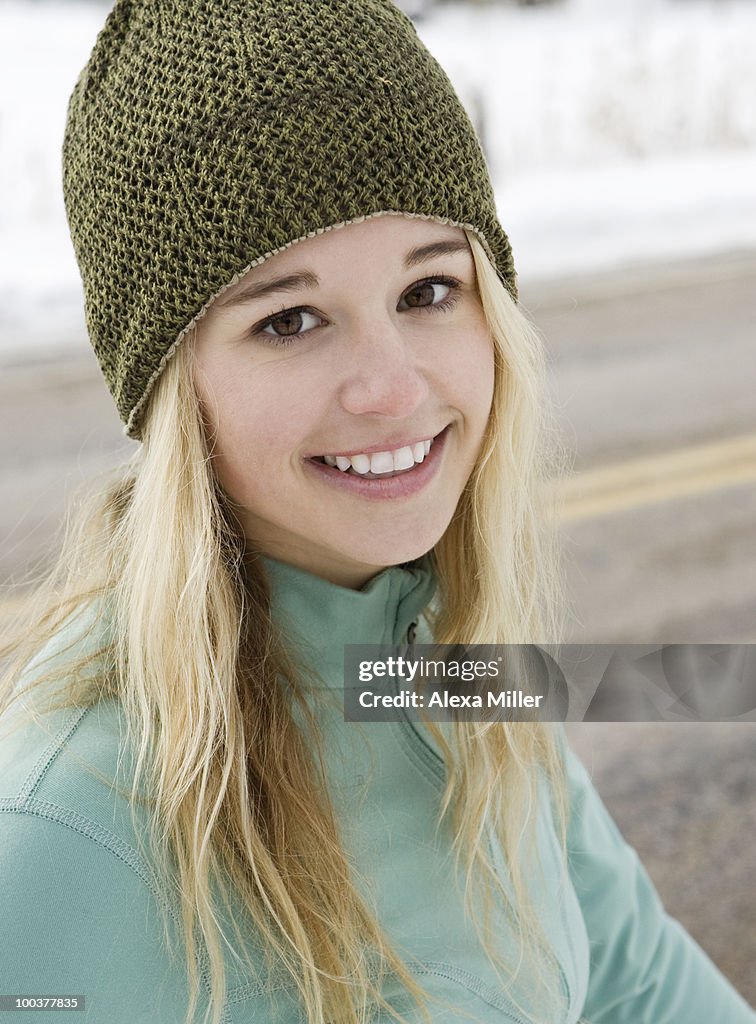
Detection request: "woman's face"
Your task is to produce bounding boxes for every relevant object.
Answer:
[193,215,495,588]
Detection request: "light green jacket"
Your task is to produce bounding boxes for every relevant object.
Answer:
[1,556,754,1023]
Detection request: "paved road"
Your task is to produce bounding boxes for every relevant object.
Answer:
[566,721,755,1005]
[1,252,755,1004]
[522,251,756,646]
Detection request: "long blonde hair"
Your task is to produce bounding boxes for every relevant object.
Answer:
[0,229,574,1024]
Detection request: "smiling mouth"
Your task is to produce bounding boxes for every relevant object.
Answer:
[309,426,449,478]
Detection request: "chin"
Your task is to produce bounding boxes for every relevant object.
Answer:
[345,535,440,572]
[352,511,454,568]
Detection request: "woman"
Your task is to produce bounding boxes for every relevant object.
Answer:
[0,2,753,1023]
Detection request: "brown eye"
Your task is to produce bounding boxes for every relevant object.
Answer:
[399,278,459,313]
[404,282,439,308]
[258,308,323,340]
[267,310,304,336]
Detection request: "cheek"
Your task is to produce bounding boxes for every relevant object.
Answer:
[445,325,496,423]
[198,365,313,497]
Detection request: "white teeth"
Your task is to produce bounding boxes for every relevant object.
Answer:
[392,446,416,471]
[319,435,436,475]
[370,450,396,474]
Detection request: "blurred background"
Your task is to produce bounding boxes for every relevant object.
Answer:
[1,0,755,1005]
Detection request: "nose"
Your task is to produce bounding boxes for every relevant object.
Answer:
[337,317,429,418]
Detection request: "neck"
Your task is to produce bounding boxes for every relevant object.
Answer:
[244,547,428,591]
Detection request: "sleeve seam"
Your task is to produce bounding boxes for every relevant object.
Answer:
[0,796,178,926]
[16,706,92,805]
[0,798,220,1005]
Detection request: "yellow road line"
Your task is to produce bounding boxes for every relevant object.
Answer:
[558,433,756,523]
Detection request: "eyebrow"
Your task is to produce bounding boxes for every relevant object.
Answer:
[218,238,471,309]
[404,238,471,268]
[218,270,320,309]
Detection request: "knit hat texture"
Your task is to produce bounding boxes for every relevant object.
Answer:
[63,0,516,440]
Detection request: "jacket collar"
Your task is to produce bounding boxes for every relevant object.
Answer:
[258,554,437,684]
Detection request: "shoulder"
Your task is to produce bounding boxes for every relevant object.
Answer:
[0,689,199,1021]
[0,597,151,870]
[0,695,151,873]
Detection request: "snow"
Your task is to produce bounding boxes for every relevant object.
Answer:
[419,0,756,279]
[0,2,105,361]
[1,0,755,361]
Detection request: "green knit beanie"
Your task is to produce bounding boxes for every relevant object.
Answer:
[63,0,516,441]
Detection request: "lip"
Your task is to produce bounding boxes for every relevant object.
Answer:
[303,424,451,500]
[306,429,443,460]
